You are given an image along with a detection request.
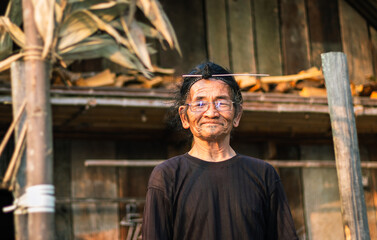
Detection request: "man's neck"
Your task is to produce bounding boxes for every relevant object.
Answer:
[188,137,236,162]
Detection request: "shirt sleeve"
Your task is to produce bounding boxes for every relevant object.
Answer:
[266,178,299,240]
[142,162,174,240]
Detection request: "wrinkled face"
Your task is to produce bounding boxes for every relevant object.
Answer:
[179,79,242,141]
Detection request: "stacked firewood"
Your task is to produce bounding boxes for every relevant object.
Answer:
[236,67,377,99]
[50,66,377,98]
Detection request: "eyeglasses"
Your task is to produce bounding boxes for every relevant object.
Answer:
[186,100,234,112]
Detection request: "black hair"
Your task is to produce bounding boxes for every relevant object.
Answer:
[177,62,243,108]
[168,61,243,135]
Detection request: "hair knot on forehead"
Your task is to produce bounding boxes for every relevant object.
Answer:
[202,64,212,79]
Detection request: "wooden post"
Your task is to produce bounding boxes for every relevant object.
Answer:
[22,0,55,239]
[10,61,28,240]
[321,52,370,239]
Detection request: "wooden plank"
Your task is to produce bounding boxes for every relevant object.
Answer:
[205,0,230,69]
[322,52,370,239]
[338,0,374,85]
[371,26,377,77]
[306,0,342,68]
[254,0,282,75]
[116,140,167,239]
[158,0,207,74]
[280,0,311,74]
[71,140,118,239]
[276,145,306,239]
[301,145,344,240]
[54,139,73,240]
[227,0,256,73]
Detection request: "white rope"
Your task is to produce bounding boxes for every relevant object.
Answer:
[3,184,55,213]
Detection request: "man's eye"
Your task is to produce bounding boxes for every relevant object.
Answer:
[217,101,230,106]
[194,101,206,107]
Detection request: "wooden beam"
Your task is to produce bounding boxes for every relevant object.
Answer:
[85,159,377,169]
[321,52,370,239]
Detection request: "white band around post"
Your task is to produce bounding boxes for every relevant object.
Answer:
[2,184,55,213]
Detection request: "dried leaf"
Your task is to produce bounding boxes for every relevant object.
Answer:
[58,10,98,50]
[0,0,23,60]
[67,0,121,16]
[0,17,25,47]
[59,35,150,77]
[55,1,66,25]
[136,21,162,39]
[80,10,130,49]
[152,65,174,74]
[90,1,129,22]
[31,0,55,59]
[0,52,24,72]
[104,45,151,77]
[59,36,114,57]
[121,16,152,70]
[137,0,181,54]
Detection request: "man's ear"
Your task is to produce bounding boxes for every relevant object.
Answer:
[233,105,243,127]
[179,106,190,129]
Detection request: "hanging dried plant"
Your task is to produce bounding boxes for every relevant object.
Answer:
[0,0,180,78]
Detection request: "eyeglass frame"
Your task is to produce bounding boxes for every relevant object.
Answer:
[185,100,236,112]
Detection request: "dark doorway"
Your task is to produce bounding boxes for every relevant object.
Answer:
[0,189,15,240]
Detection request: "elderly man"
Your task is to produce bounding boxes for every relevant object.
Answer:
[142,62,298,240]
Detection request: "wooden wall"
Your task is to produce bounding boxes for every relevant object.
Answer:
[53,135,377,239]
[49,0,377,239]
[157,0,376,85]
[53,137,168,239]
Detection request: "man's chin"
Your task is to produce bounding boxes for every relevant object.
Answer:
[199,131,226,141]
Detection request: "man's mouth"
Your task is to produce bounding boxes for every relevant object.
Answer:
[201,122,222,126]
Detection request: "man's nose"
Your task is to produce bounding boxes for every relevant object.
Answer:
[203,102,220,117]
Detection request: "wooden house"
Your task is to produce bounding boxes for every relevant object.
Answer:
[0,0,377,239]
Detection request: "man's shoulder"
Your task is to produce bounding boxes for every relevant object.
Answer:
[147,154,189,190]
[150,154,188,178]
[155,153,188,170]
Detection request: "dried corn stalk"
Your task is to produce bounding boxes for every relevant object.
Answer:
[0,0,180,78]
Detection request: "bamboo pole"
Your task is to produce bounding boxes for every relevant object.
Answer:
[10,61,28,240]
[321,52,370,240]
[22,0,54,239]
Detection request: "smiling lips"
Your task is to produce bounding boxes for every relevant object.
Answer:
[200,121,223,126]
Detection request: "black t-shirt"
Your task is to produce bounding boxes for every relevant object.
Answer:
[142,153,298,240]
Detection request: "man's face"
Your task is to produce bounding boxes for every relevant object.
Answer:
[179,79,242,142]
